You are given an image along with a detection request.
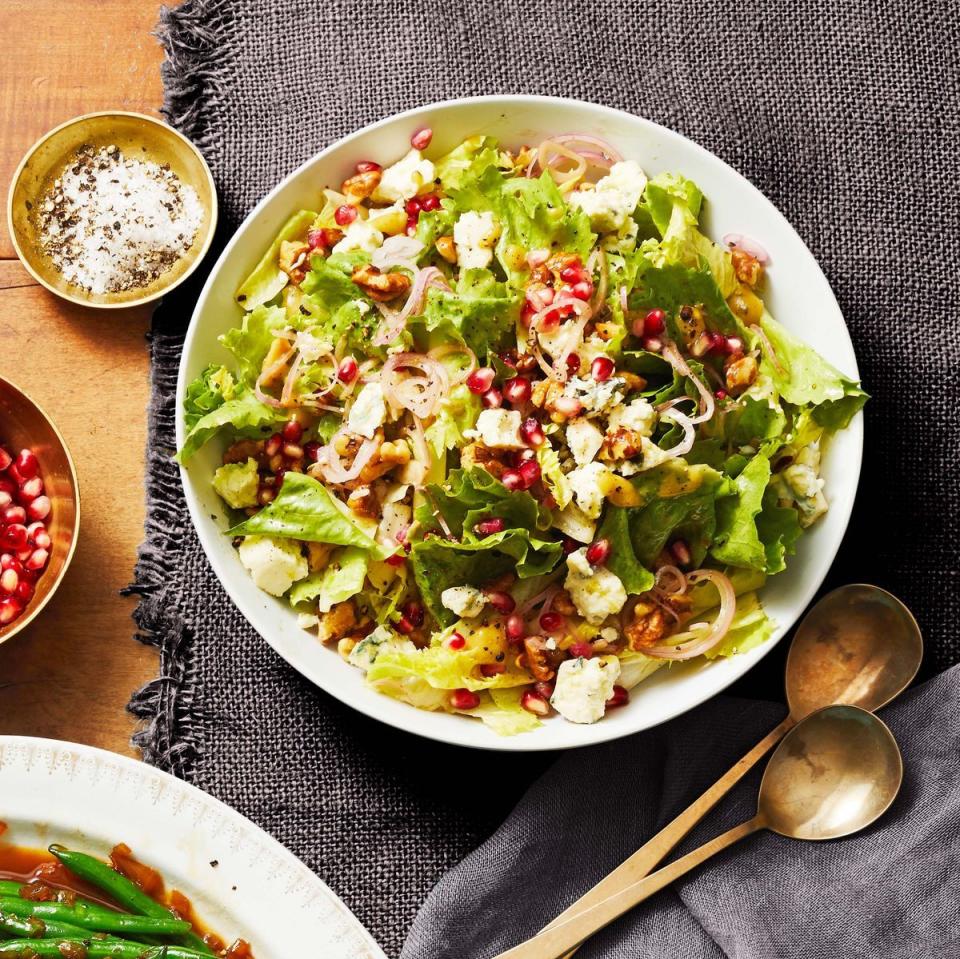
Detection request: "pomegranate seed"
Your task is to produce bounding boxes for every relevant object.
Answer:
[505,614,526,641]
[539,611,564,632]
[303,441,322,462]
[25,548,48,572]
[474,518,505,536]
[334,204,358,226]
[571,280,593,300]
[480,662,506,677]
[394,615,415,635]
[420,193,440,211]
[561,537,579,555]
[18,477,43,502]
[0,555,19,572]
[14,580,33,604]
[306,229,326,251]
[642,335,663,353]
[481,388,503,409]
[2,505,26,526]
[565,352,581,376]
[282,420,303,443]
[503,376,531,405]
[485,590,516,614]
[520,301,536,328]
[591,356,615,382]
[501,469,524,491]
[264,434,282,457]
[27,523,50,549]
[671,539,692,566]
[520,417,545,447]
[528,286,554,309]
[14,450,38,479]
[282,444,304,461]
[27,498,51,523]
[559,263,584,283]
[534,680,555,699]
[6,463,23,485]
[607,685,630,708]
[385,552,406,567]
[1,569,18,594]
[410,127,433,150]
[0,448,11,472]
[16,548,31,563]
[338,356,359,384]
[447,632,466,650]
[586,538,611,566]
[0,477,14,496]
[466,367,496,394]
[1,525,28,550]
[644,309,666,335]
[0,491,11,509]
[402,600,424,628]
[450,688,481,710]
[714,389,728,401]
[518,458,541,488]
[521,690,551,716]
[405,197,422,216]
[725,335,744,356]
[554,395,583,418]
[405,215,419,235]
[0,597,22,625]
[355,160,381,173]
[569,641,595,659]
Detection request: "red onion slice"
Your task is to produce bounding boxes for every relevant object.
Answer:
[752,322,785,376]
[659,407,696,459]
[372,266,450,346]
[381,352,450,420]
[645,569,736,660]
[661,340,715,425]
[552,133,623,164]
[723,233,770,264]
[313,430,378,484]
[254,344,295,409]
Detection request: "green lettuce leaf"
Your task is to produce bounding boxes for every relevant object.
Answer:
[710,454,771,570]
[177,385,286,463]
[596,507,655,594]
[640,172,703,236]
[228,472,390,557]
[289,546,368,609]
[475,688,542,735]
[220,304,286,387]
[435,135,506,195]
[424,384,481,458]
[756,488,803,575]
[235,209,317,310]
[757,313,867,427]
[704,591,776,659]
[183,365,236,431]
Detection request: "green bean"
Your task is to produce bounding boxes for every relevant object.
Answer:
[0,900,187,937]
[0,887,21,901]
[0,939,206,958]
[0,884,114,915]
[48,848,211,956]
[0,910,110,941]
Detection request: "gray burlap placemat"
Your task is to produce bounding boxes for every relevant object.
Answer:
[127,1,959,954]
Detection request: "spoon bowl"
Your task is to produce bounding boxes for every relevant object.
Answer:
[759,704,903,841]
[785,585,922,721]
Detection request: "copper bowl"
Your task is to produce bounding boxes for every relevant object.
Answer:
[0,377,80,645]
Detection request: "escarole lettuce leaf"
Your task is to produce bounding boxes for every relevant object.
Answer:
[289,545,368,609]
[235,209,317,311]
[756,313,867,429]
[178,364,287,464]
[424,383,482,459]
[229,472,391,558]
[220,304,286,386]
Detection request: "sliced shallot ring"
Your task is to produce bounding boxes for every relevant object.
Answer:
[645,569,736,660]
[723,233,770,264]
[752,321,785,376]
[655,564,687,594]
[551,133,623,164]
[315,431,378,484]
[428,342,478,382]
[659,407,696,459]
[534,139,588,191]
[254,344,295,408]
[372,266,451,346]
[662,339,716,425]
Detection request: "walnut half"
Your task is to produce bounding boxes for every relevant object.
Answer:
[351,264,412,302]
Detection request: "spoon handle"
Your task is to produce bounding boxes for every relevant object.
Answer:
[493,816,765,959]
[542,714,793,958]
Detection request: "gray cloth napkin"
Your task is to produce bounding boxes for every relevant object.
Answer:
[403,667,960,958]
[131,1,960,955]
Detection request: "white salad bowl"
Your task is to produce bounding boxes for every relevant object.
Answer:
[177,96,863,752]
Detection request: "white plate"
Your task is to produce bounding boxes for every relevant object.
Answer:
[0,736,384,959]
[177,96,863,752]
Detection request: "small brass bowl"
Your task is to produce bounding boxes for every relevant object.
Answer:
[7,111,217,309]
[0,377,80,645]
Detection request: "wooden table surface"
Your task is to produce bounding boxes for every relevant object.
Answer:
[0,2,167,755]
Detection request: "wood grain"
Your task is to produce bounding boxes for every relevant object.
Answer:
[0,3,166,755]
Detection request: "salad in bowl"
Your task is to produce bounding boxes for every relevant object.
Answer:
[179,126,865,736]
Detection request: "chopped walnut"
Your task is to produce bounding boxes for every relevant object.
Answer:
[341,169,381,201]
[731,249,763,287]
[624,593,692,651]
[435,235,457,263]
[551,590,577,616]
[317,600,358,645]
[530,378,566,415]
[279,240,310,285]
[523,635,558,682]
[347,485,379,520]
[600,428,645,462]
[378,439,412,466]
[460,442,507,480]
[351,264,412,302]
[484,571,517,593]
[306,542,334,573]
[725,354,759,395]
[618,371,647,393]
[223,439,264,465]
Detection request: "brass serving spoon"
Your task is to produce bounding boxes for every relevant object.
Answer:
[495,704,904,959]
[545,584,921,957]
